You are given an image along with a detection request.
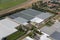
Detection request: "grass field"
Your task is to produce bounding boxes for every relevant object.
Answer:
[0,0,27,10]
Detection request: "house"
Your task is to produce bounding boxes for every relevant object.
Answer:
[0,18,20,40]
[40,21,60,40]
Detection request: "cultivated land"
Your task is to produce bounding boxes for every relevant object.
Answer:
[6,31,25,40]
[0,0,39,16]
[0,0,27,10]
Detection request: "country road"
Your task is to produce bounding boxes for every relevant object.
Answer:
[0,0,39,16]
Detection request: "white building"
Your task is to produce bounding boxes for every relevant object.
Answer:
[23,36,34,40]
[0,18,20,40]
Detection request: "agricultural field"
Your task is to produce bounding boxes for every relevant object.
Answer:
[0,0,27,10]
[6,31,25,40]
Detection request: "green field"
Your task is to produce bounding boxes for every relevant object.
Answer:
[6,31,25,40]
[0,0,27,10]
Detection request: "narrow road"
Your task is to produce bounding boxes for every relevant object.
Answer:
[0,0,39,16]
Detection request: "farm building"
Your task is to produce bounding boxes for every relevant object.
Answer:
[8,9,53,25]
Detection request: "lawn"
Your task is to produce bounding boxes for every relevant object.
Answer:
[6,31,25,40]
[0,0,27,10]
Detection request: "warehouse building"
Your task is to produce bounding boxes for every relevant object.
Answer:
[8,9,42,25]
[40,22,60,40]
[8,9,53,25]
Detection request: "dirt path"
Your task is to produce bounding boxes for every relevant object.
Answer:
[0,0,39,16]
